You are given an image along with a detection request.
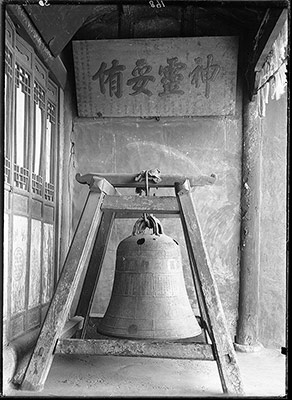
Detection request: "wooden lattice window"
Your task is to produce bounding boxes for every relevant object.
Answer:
[45,99,57,201]
[32,81,46,196]
[4,16,59,340]
[4,47,13,184]
[14,63,31,190]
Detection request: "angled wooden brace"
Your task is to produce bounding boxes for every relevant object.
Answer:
[175,180,244,395]
[19,177,117,391]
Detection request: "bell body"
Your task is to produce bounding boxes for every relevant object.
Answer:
[98,230,201,340]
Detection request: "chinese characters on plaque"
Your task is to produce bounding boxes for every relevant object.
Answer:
[73,37,238,117]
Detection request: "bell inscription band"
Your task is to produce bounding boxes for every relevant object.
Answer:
[98,215,202,340]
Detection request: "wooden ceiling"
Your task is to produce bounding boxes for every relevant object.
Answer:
[7,1,287,93]
[21,1,285,53]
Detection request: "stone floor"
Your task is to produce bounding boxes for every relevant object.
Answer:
[3,347,286,398]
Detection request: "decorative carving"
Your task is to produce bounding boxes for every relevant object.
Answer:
[13,247,24,281]
[15,45,30,62]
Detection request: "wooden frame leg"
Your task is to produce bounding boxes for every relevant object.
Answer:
[75,211,116,338]
[175,180,244,395]
[183,225,210,344]
[20,181,113,391]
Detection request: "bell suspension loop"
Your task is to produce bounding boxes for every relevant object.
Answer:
[132,214,164,236]
[143,169,150,224]
[134,168,163,236]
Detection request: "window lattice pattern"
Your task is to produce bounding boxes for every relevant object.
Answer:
[32,173,43,196]
[34,81,46,109]
[15,64,31,95]
[5,48,13,78]
[45,182,54,202]
[5,47,13,184]
[47,101,56,123]
[4,157,11,183]
[14,164,29,190]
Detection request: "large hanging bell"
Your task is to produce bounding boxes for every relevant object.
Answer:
[98,215,202,340]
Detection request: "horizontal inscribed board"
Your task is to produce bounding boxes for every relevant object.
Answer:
[73,37,238,117]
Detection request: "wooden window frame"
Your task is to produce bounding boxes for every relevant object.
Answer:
[4,14,60,341]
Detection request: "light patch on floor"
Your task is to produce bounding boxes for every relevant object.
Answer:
[4,348,286,397]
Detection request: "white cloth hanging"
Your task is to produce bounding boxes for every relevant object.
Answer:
[255,19,288,117]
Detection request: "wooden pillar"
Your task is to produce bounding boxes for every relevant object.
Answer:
[235,92,263,351]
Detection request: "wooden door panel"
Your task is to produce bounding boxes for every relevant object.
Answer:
[11,214,28,315]
[42,223,54,304]
[28,219,42,309]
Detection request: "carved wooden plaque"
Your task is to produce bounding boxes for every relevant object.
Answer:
[73,37,238,117]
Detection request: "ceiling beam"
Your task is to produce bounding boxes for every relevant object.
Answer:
[254,8,287,71]
[244,5,287,98]
[23,4,98,57]
[118,4,134,38]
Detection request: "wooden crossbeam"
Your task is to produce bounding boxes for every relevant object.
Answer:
[101,195,179,214]
[76,172,216,188]
[56,338,214,360]
[115,212,180,219]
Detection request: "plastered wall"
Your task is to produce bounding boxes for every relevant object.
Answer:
[71,106,243,337]
[63,76,287,348]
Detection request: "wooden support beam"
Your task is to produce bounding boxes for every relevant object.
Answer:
[235,94,262,351]
[75,211,116,338]
[12,317,84,386]
[102,195,179,214]
[253,7,287,72]
[76,172,216,189]
[56,338,214,361]
[115,212,180,219]
[245,5,287,96]
[175,180,244,395]
[84,316,207,343]
[183,225,211,345]
[61,317,84,339]
[19,180,115,391]
[118,4,134,38]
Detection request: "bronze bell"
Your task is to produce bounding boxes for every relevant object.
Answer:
[98,215,202,340]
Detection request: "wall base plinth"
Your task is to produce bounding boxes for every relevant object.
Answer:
[234,341,263,353]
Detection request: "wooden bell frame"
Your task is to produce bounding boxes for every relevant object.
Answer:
[16,172,244,395]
